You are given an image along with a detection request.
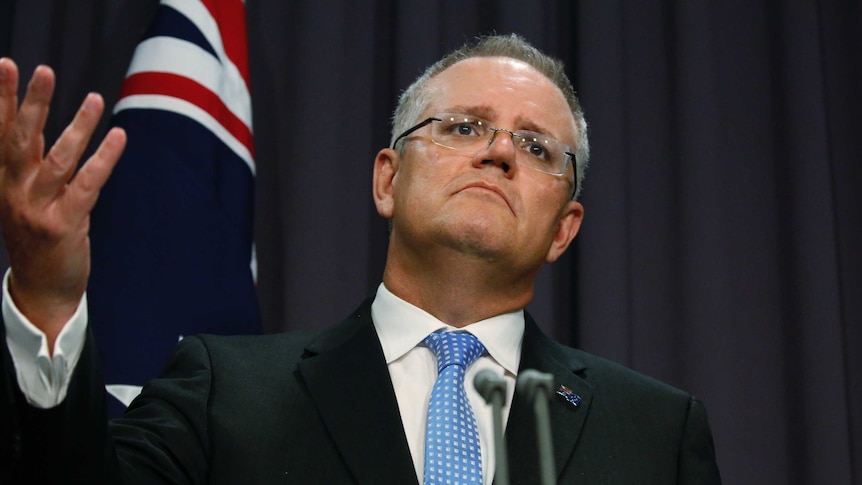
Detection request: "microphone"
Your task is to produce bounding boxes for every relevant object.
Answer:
[516,370,555,485]
[474,369,510,485]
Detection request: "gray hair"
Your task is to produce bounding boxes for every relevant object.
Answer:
[391,34,589,199]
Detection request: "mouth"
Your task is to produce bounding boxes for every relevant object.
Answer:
[458,181,512,211]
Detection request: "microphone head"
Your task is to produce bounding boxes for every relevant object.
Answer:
[516,369,554,401]
[473,369,507,402]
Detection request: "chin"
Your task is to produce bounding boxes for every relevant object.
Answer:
[441,217,511,261]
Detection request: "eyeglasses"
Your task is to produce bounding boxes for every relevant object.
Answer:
[391,112,577,192]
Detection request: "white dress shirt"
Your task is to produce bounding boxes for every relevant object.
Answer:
[371,283,523,485]
[2,269,88,408]
[2,274,524,485]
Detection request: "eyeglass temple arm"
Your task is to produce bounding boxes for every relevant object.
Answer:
[390,117,441,149]
[565,151,579,198]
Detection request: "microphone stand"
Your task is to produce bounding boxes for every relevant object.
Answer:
[474,369,510,485]
[516,370,555,485]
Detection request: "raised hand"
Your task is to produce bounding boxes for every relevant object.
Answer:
[0,58,126,352]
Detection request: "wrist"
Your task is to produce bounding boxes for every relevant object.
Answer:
[7,272,82,350]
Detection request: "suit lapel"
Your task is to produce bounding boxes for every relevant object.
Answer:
[298,302,418,485]
[504,316,594,484]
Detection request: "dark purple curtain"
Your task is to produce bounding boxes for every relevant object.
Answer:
[575,3,862,483]
[2,1,860,483]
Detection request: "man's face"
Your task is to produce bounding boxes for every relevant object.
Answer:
[375,56,583,277]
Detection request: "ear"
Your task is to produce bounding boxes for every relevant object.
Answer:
[372,148,399,219]
[545,201,584,263]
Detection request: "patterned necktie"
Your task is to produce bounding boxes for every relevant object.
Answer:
[423,331,487,485]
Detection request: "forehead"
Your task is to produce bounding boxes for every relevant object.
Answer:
[424,57,578,145]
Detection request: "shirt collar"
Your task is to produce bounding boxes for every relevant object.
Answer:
[370,283,524,376]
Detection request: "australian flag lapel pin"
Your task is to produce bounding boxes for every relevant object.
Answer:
[556,385,581,407]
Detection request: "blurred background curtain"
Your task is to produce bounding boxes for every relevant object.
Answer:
[2,1,859,483]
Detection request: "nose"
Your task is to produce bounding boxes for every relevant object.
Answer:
[473,128,517,176]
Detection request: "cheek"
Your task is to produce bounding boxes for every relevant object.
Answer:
[393,152,445,205]
[521,180,569,228]
[406,151,461,191]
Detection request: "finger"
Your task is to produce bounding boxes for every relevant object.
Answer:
[61,127,125,220]
[0,58,21,141]
[18,65,55,133]
[33,93,105,200]
[6,65,55,175]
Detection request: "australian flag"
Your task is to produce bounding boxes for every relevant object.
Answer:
[88,0,261,416]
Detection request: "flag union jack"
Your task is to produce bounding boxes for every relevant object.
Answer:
[114,0,254,172]
[89,0,261,417]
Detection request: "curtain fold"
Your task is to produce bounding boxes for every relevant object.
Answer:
[3,1,859,483]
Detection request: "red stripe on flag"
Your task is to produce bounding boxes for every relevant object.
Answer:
[119,71,254,160]
[201,0,251,90]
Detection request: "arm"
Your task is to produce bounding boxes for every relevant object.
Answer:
[1,310,212,485]
[0,58,125,483]
[3,269,88,408]
[0,57,124,353]
[112,335,213,484]
[1,318,120,484]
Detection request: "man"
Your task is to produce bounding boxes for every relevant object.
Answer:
[0,35,720,484]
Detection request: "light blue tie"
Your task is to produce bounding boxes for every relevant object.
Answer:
[423,331,487,485]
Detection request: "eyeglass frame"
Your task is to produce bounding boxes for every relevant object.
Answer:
[390,115,579,197]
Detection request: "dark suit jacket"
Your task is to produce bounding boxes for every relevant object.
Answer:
[1,299,720,484]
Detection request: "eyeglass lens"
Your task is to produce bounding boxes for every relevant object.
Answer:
[430,113,570,175]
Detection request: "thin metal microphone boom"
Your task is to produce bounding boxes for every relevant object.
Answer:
[516,369,555,485]
[474,369,510,485]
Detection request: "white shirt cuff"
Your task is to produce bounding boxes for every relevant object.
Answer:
[2,269,88,408]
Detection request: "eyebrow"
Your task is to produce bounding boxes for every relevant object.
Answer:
[442,105,558,140]
[513,115,554,138]
[445,105,497,120]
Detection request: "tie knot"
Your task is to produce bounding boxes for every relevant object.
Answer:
[424,331,486,371]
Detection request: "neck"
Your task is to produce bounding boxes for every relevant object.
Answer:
[382,243,536,328]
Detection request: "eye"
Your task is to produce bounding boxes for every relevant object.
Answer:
[526,142,548,159]
[517,134,556,162]
[454,123,478,136]
[437,114,486,140]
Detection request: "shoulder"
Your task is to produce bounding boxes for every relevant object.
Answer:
[179,330,323,369]
[185,298,376,365]
[557,343,713,448]
[524,317,693,405]
[571,347,692,401]
[564,345,697,420]
[529,335,721,481]
[167,299,376,377]
[525,329,700,433]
